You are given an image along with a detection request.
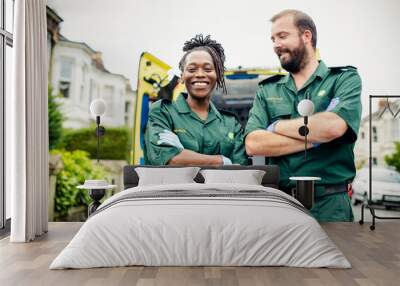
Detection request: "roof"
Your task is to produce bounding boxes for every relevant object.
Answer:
[46,6,63,24]
[361,99,400,123]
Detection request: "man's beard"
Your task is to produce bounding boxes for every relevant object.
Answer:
[277,42,308,73]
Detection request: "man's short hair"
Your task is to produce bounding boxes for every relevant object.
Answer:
[270,9,317,49]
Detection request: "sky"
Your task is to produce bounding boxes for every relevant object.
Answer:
[48,0,400,116]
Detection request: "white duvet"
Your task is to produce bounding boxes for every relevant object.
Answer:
[50,183,351,269]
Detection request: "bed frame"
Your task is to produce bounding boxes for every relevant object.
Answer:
[123,165,280,190]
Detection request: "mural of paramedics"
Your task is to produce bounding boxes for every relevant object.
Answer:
[144,35,249,166]
[245,9,362,222]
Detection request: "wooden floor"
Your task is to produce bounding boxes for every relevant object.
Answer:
[0,222,399,286]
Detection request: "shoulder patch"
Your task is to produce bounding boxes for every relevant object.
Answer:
[258,74,286,86]
[329,65,357,73]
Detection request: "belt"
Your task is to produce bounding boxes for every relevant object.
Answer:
[280,183,350,197]
[320,183,349,197]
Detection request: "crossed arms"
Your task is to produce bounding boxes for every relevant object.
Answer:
[168,149,224,166]
[245,112,348,157]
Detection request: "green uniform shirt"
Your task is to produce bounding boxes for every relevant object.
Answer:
[245,61,362,197]
[145,93,248,165]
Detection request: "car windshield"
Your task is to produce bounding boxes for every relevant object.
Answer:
[225,78,262,98]
[373,169,400,183]
[213,76,268,100]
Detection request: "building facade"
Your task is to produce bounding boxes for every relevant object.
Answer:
[50,39,135,128]
[47,6,135,129]
[355,100,400,167]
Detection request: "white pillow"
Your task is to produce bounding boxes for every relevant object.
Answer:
[135,167,200,186]
[200,169,266,185]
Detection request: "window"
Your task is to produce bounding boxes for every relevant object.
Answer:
[59,81,70,98]
[4,44,11,221]
[125,102,130,113]
[1,0,14,233]
[47,32,51,68]
[89,79,94,105]
[89,79,100,107]
[82,64,87,83]
[372,126,378,142]
[58,56,73,98]
[392,121,400,140]
[372,157,377,166]
[361,131,365,139]
[60,56,73,79]
[80,85,84,102]
[5,0,13,33]
[103,85,114,117]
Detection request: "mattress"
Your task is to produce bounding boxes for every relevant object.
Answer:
[50,183,351,269]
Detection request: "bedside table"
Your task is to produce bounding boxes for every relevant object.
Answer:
[77,180,116,216]
[289,176,321,210]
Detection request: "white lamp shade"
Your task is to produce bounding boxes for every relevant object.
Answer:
[90,99,106,116]
[297,99,314,116]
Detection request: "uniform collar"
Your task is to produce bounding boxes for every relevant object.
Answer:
[175,93,192,114]
[313,60,329,79]
[278,60,329,92]
[175,93,222,121]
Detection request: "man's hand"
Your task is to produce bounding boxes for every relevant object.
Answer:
[268,120,320,148]
[157,130,184,150]
[266,120,279,133]
[307,97,340,147]
[267,98,341,146]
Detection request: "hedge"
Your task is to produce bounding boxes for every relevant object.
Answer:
[59,126,130,161]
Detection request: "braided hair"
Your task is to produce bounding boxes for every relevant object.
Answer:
[179,34,227,94]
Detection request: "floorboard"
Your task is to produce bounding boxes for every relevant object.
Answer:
[0,222,399,286]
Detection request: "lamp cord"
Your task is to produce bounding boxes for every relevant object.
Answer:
[304,92,310,160]
[96,116,100,163]
[304,116,308,160]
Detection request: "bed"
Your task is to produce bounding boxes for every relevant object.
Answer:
[50,165,350,269]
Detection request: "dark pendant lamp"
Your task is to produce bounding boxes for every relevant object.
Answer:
[90,98,107,162]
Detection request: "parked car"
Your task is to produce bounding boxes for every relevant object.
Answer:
[352,167,400,209]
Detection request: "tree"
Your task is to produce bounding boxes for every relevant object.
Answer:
[385,142,400,172]
[48,86,63,150]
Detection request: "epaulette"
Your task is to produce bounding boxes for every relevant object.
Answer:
[160,97,173,104]
[219,109,236,117]
[329,66,357,73]
[149,98,171,110]
[258,74,286,86]
[218,109,240,121]
[159,98,174,109]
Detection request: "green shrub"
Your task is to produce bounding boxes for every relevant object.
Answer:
[385,142,400,172]
[48,86,63,150]
[51,149,106,217]
[59,127,130,161]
